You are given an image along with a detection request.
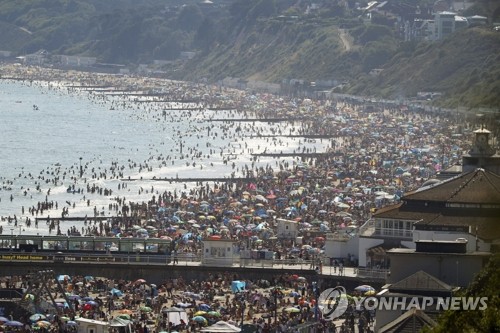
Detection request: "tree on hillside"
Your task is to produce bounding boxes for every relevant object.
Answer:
[428,255,500,333]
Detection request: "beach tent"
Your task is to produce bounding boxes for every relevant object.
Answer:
[162,307,188,327]
[231,281,245,293]
[200,321,241,332]
[109,317,133,333]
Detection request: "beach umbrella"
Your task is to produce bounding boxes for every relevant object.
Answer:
[57,274,70,282]
[134,278,147,285]
[82,303,92,311]
[66,321,78,326]
[198,303,211,311]
[194,311,207,317]
[176,302,192,308]
[207,311,221,317]
[200,321,241,332]
[354,285,375,293]
[162,306,186,314]
[30,313,47,322]
[5,320,24,327]
[118,309,134,315]
[192,316,208,323]
[85,300,98,307]
[140,306,152,313]
[34,320,52,328]
[284,307,300,313]
[118,314,131,320]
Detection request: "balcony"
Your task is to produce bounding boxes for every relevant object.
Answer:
[359,219,413,239]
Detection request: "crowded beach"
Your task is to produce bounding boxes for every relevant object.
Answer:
[0,63,478,332]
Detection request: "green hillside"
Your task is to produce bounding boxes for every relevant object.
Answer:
[347,27,500,108]
[0,0,499,109]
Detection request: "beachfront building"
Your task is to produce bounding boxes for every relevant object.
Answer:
[324,230,358,263]
[352,126,500,269]
[201,238,239,266]
[359,168,500,268]
[356,166,500,269]
[276,218,299,240]
[385,167,499,287]
[356,206,416,268]
[387,239,492,287]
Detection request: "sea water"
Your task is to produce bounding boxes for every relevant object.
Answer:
[0,79,329,235]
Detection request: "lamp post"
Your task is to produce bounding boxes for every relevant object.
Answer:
[79,157,83,178]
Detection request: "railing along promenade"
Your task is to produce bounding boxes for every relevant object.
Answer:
[0,251,388,280]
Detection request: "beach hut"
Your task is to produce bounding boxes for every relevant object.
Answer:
[162,307,188,327]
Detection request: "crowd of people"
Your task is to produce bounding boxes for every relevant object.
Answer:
[1,271,375,333]
[0,63,485,332]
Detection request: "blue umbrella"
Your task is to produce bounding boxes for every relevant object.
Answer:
[198,303,211,311]
[176,302,191,308]
[5,321,24,327]
[192,316,207,323]
[110,288,123,297]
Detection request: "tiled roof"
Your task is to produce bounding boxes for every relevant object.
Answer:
[379,308,437,333]
[389,270,452,293]
[403,168,500,204]
[372,168,500,240]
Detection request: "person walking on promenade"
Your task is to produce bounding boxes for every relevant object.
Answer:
[173,250,178,265]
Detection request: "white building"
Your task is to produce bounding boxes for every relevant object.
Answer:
[202,238,239,266]
[434,11,457,39]
[276,218,299,239]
